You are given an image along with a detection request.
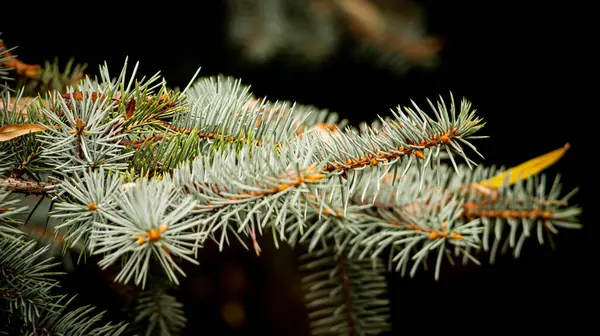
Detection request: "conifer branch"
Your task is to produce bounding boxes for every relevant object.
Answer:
[36,89,132,176]
[49,168,122,251]
[341,163,582,274]
[1,215,126,335]
[0,38,584,335]
[0,237,64,325]
[171,137,332,252]
[316,94,484,178]
[171,75,300,150]
[299,246,391,335]
[16,295,127,336]
[88,177,205,289]
[133,286,186,336]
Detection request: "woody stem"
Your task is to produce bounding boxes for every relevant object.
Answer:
[0,177,53,195]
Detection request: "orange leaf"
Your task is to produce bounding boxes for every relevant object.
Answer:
[0,124,47,141]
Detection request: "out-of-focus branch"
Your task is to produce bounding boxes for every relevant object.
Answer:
[0,40,41,78]
[332,0,441,61]
[227,0,441,68]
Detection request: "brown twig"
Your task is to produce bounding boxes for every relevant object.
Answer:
[0,289,47,306]
[324,125,461,173]
[0,177,53,195]
[194,164,326,210]
[2,267,27,278]
[119,134,174,149]
[118,97,292,150]
[390,220,464,240]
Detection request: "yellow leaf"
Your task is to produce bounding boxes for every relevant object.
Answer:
[478,143,571,188]
[0,124,48,141]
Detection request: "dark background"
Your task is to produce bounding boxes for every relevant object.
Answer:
[1,1,593,335]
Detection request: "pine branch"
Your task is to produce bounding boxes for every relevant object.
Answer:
[1,56,577,287]
[49,168,123,251]
[0,231,126,335]
[457,170,582,263]
[171,74,300,149]
[133,286,186,336]
[0,237,64,325]
[341,163,582,278]
[171,137,332,253]
[0,40,584,336]
[287,153,583,281]
[89,177,205,289]
[17,295,127,336]
[36,89,132,176]
[315,93,485,180]
[298,246,391,335]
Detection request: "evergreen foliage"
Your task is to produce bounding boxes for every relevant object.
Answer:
[0,36,583,335]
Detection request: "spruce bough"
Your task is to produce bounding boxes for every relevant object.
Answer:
[0,38,583,335]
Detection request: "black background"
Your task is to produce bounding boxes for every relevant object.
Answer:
[1,1,594,335]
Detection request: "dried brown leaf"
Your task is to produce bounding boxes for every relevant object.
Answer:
[0,123,47,141]
[125,98,136,120]
[0,97,36,114]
